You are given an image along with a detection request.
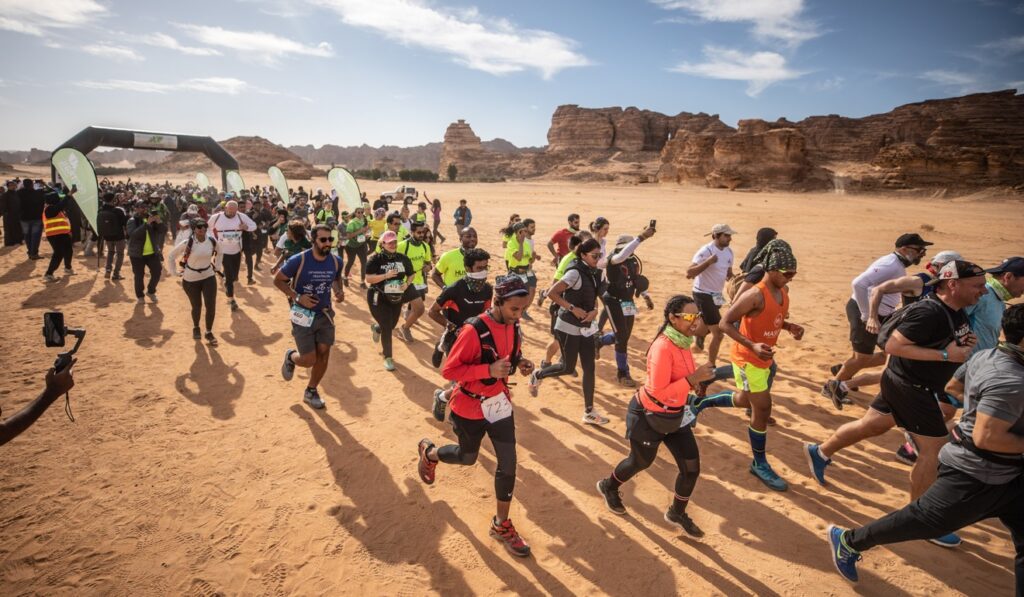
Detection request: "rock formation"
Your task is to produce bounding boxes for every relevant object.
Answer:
[139,136,322,179]
[547,105,733,152]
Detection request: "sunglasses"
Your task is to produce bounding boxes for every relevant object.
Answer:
[778,269,798,279]
[676,311,703,322]
[907,246,928,253]
[194,225,208,230]
[315,237,332,243]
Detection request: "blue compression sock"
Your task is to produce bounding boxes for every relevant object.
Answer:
[749,426,767,465]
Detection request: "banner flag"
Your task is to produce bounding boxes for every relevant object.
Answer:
[195,172,211,190]
[268,166,290,204]
[226,170,245,194]
[327,167,361,211]
[51,148,99,233]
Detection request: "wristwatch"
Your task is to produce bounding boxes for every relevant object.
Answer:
[941,348,949,361]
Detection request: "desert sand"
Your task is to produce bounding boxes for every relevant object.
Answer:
[1,168,1022,596]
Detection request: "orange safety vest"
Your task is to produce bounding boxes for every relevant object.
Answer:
[43,210,72,237]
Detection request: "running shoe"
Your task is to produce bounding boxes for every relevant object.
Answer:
[136,296,145,304]
[147,292,159,303]
[43,274,57,283]
[665,508,704,538]
[205,332,218,347]
[111,274,124,281]
[928,532,962,548]
[192,327,201,340]
[489,517,531,557]
[384,357,396,372]
[431,389,448,422]
[827,525,861,583]
[527,370,541,397]
[582,409,610,426]
[397,326,414,342]
[749,461,788,491]
[431,345,444,369]
[417,438,436,484]
[821,379,847,410]
[596,478,626,515]
[804,443,831,486]
[371,323,381,344]
[281,349,296,381]
[247,277,255,285]
[64,268,75,276]
[617,373,637,388]
[229,299,238,311]
[895,442,918,465]
[303,388,325,409]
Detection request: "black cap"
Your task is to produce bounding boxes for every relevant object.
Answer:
[927,260,986,286]
[895,233,934,248]
[985,256,1024,276]
[494,274,529,299]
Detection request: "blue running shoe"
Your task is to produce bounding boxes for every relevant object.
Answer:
[804,443,831,486]
[827,524,861,583]
[749,461,788,491]
[928,532,962,548]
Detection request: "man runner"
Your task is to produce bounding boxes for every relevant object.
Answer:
[686,224,736,363]
[396,221,432,342]
[209,199,257,312]
[432,227,478,289]
[276,224,345,409]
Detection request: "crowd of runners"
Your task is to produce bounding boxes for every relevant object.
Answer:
[2,175,1022,591]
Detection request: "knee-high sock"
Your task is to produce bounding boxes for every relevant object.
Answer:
[749,426,767,465]
[691,390,734,414]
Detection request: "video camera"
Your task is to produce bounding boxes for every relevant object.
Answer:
[43,311,86,373]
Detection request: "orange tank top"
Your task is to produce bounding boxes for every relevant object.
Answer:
[731,280,789,368]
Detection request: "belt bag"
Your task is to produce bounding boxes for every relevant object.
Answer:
[952,425,1024,468]
[639,390,685,435]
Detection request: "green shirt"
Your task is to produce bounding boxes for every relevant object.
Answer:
[397,239,432,287]
[436,248,466,287]
[555,252,576,280]
[142,229,155,256]
[345,217,368,247]
[505,236,533,268]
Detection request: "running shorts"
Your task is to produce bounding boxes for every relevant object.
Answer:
[292,311,336,354]
[733,362,771,393]
[693,291,722,326]
[846,298,889,355]
[869,369,949,438]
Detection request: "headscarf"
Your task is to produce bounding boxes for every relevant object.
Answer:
[753,238,797,272]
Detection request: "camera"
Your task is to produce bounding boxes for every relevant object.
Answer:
[43,311,86,372]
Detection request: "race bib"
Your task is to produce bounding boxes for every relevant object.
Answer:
[221,230,242,243]
[680,405,696,428]
[580,321,599,337]
[384,279,404,294]
[481,392,513,423]
[290,304,315,328]
[712,292,725,307]
[415,283,427,291]
[621,300,637,317]
[356,234,366,243]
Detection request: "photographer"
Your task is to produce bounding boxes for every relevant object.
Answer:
[127,200,163,303]
[0,361,76,446]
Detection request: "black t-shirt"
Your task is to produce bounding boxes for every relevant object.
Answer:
[366,250,417,303]
[437,279,493,327]
[887,296,971,389]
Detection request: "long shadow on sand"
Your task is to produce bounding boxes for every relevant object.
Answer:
[89,278,129,309]
[220,305,283,356]
[22,276,96,308]
[123,303,174,348]
[174,343,245,420]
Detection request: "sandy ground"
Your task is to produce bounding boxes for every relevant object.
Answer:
[1,170,1022,596]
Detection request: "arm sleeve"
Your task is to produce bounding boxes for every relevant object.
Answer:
[609,238,642,265]
[442,324,491,382]
[851,269,875,320]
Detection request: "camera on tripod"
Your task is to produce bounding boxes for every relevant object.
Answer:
[43,311,86,372]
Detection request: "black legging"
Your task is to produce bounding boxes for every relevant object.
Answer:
[44,234,73,275]
[604,296,635,354]
[536,329,596,411]
[254,231,267,268]
[438,411,517,501]
[130,254,162,298]
[243,245,256,281]
[344,244,368,281]
[221,252,242,297]
[183,276,217,331]
[612,420,700,510]
[368,290,404,358]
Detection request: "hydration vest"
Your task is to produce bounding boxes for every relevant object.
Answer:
[606,254,642,301]
[560,262,604,325]
[463,316,521,387]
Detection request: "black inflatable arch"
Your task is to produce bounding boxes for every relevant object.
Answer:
[51,126,238,190]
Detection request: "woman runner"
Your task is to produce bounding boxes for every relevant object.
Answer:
[365,230,418,371]
[168,218,220,345]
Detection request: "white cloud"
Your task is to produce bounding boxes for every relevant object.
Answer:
[652,0,821,47]
[176,23,333,65]
[137,33,222,57]
[1008,80,1024,90]
[83,43,145,62]
[980,35,1024,56]
[74,77,314,102]
[0,0,106,36]
[669,46,806,96]
[920,69,984,94]
[306,0,590,79]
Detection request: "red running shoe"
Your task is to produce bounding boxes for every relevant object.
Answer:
[417,438,437,485]
[490,517,531,557]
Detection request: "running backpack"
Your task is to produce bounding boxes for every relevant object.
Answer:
[179,235,217,272]
[875,294,955,351]
[465,316,521,387]
[96,207,121,239]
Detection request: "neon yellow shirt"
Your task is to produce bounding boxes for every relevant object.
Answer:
[142,230,155,256]
[554,252,576,280]
[397,239,432,286]
[505,236,532,268]
[369,218,386,240]
[436,248,466,287]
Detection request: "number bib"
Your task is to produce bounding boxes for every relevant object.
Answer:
[384,279,404,294]
[580,321,599,337]
[712,292,725,307]
[480,392,513,423]
[415,283,427,292]
[356,234,366,243]
[290,304,315,327]
[621,300,637,317]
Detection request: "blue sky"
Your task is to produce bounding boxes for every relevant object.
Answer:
[1,0,1022,151]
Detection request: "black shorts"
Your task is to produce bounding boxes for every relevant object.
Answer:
[870,369,949,438]
[292,311,336,355]
[693,291,722,326]
[847,298,888,354]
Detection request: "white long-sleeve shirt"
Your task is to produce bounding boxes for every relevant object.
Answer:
[168,236,217,282]
[851,252,907,319]
[208,211,256,255]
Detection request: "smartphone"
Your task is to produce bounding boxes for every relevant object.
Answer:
[649,219,656,229]
[43,311,66,347]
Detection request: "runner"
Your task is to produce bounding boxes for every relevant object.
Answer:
[596,294,715,536]
[168,218,220,345]
[504,221,537,319]
[208,199,257,312]
[415,275,535,557]
[686,224,736,361]
[601,231,656,386]
[429,196,446,244]
[396,221,433,342]
[126,199,163,303]
[546,213,580,266]
[365,230,418,371]
[368,207,387,253]
[374,213,409,252]
[822,233,933,408]
[539,232,590,368]
[691,239,805,491]
[827,304,1024,587]
[432,227,478,289]
[499,214,521,250]
[276,224,345,409]
[41,188,75,282]
[806,260,987,548]
[271,220,312,274]
[427,248,493,420]
[528,238,610,426]
[343,206,370,289]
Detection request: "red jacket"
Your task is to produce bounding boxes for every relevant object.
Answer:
[444,312,519,420]
[638,334,696,414]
